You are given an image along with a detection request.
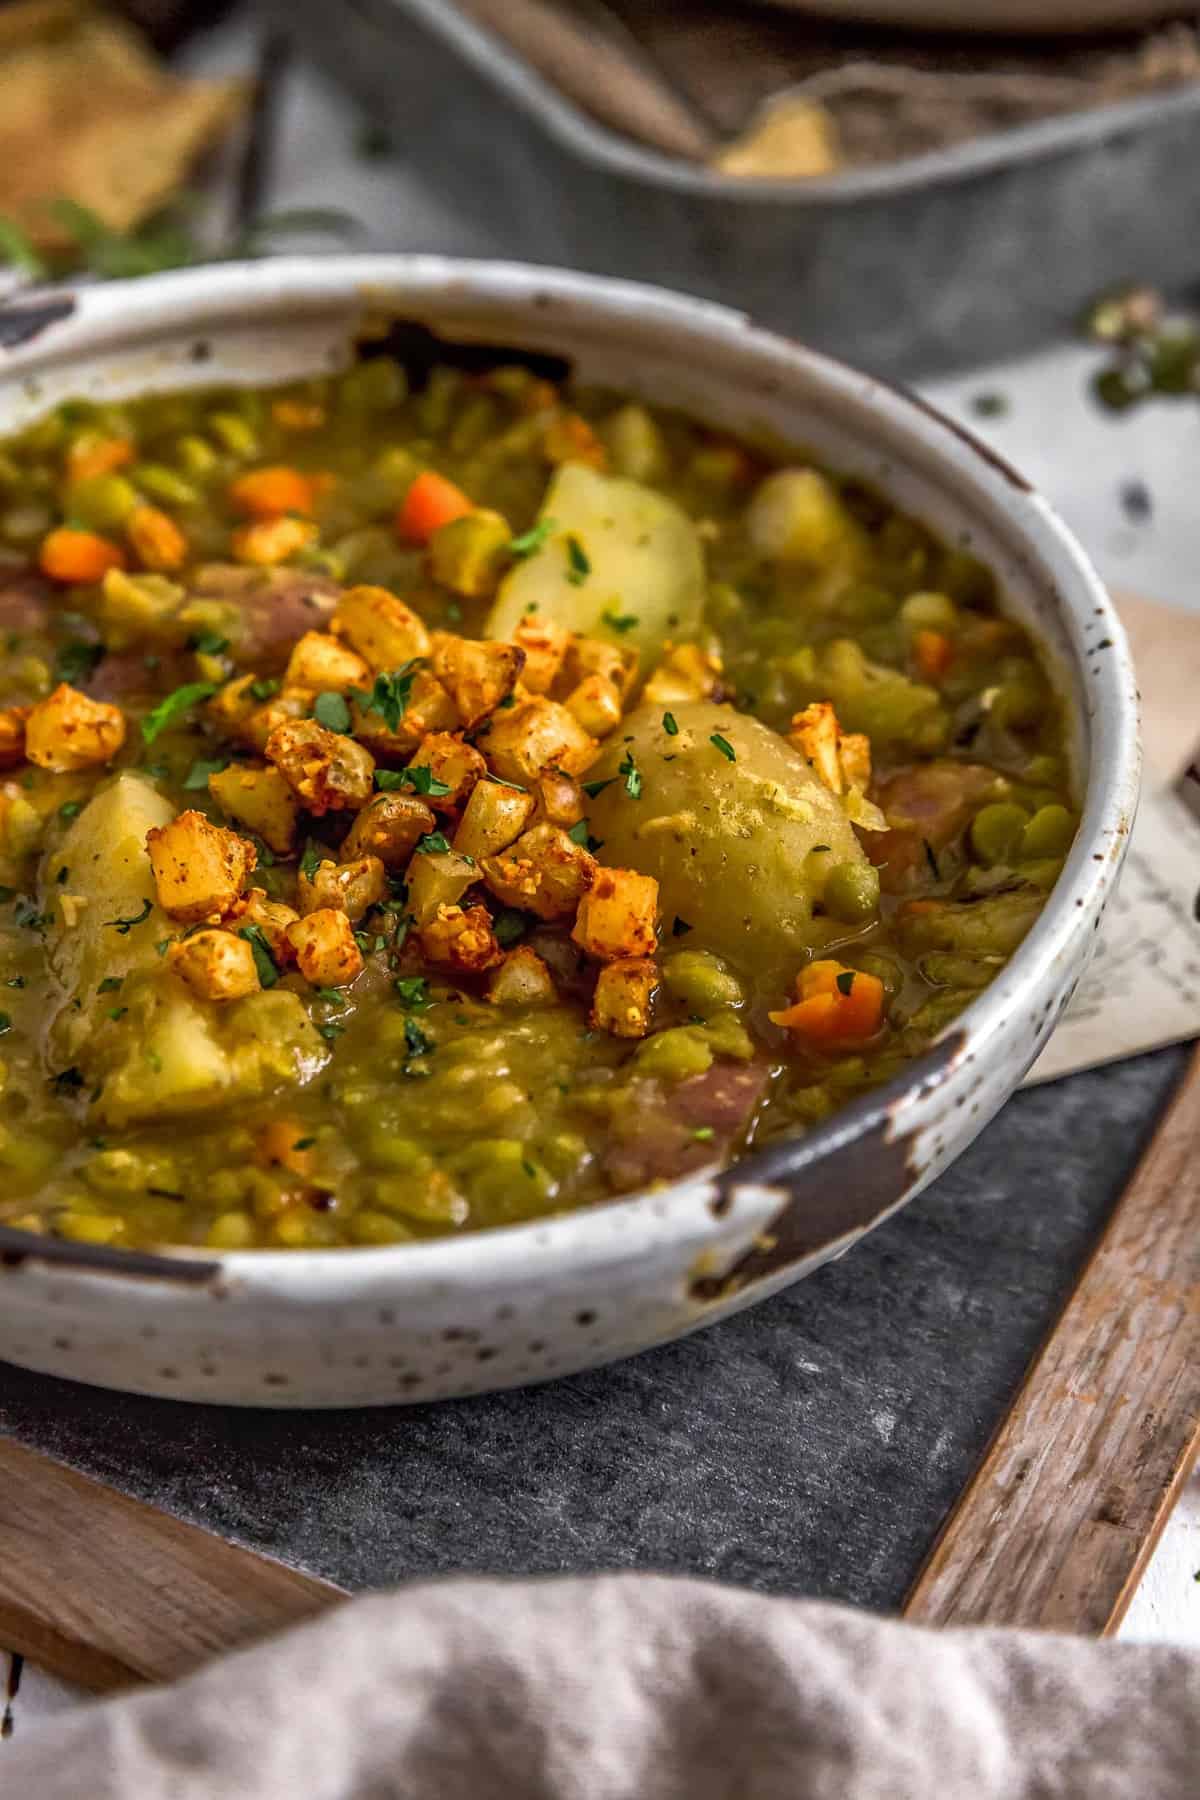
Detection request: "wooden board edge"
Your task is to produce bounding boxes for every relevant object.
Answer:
[903,1041,1200,1636]
[0,1437,345,1692]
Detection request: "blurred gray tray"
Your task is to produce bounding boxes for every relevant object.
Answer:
[274,0,1200,377]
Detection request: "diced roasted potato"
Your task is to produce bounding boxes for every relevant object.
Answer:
[286,908,364,987]
[145,810,257,923]
[562,635,638,702]
[221,887,299,963]
[480,823,595,921]
[350,668,459,759]
[208,763,300,855]
[591,956,659,1037]
[529,768,585,830]
[418,902,504,973]
[476,697,597,787]
[564,674,623,738]
[406,849,477,927]
[169,929,261,1002]
[571,866,658,961]
[642,643,723,708]
[0,706,28,769]
[452,778,535,862]
[511,617,570,695]
[297,855,387,921]
[207,673,260,736]
[789,701,872,798]
[428,509,512,598]
[240,687,315,755]
[429,633,524,727]
[406,731,487,811]
[231,515,317,566]
[265,718,375,814]
[25,684,126,772]
[486,945,556,1007]
[330,583,430,670]
[284,630,370,691]
[341,793,434,868]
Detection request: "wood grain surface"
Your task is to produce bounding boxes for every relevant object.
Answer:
[0,1439,342,1690]
[905,1042,1200,1635]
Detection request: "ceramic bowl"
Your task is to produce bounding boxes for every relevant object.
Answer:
[0,257,1138,1406]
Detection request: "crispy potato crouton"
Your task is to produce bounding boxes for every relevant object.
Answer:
[511,618,570,695]
[265,717,375,814]
[26,684,126,772]
[643,642,723,707]
[564,674,623,738]
[477,696,597,786]
[406,731,487,810]
[430,634,524,727]
[486,945,557,1007]
[481,823,595,921]
[146,810,256,922]
[350,668,459,759]
[330,584,430,670]
[221,887,299,963]
[452,778,534,862]
[169,929,261,1001]
[341,793,435,867]
[298,855,387,921]
[284,630,371,691]
[529,769,585,830]
[231,516,317,566]
[407,850,477,927]
[418,902,504,974]
[208,763,300,854]
[788,701,872,797]
[591,957,659,1037]
[571,866,658,961]
[563,636,638,701]
[286,908,364,987]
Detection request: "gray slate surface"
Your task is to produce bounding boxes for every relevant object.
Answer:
[0,1047,1184,1612]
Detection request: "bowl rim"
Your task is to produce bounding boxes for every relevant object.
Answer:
[0,254,1140,1289]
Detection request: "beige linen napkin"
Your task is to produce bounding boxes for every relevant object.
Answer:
[6,1574,1198,1796]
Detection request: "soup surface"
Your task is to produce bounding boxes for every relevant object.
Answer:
[0,349,1073,1249]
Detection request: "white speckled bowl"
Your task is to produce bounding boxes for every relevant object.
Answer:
[0,258,1138,1406]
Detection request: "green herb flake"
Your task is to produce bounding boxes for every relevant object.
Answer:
[692,1126,715,1142]
[145,1047,163,1073]
[393,764,453,798]
[317,1021,346,1042]
[709,732,736,762]
[249,677,280,702]
[107,1006,129,1022]
[141,681,217,745]
[0,1011,11,1035]
[484,772,527,791]
[835,971,856,996]
[184,756,231,791]
[5,976,24,989]
[415,831,452,856]
[496,692,517,710]
[356,660,422,733]
[671,916,692,937]
[565,533,591,586]
[58,800,83,822]
[188,629,230,656]
[300,839,326,882]
[508,516,556,559]
[567,818,591,847]
[522,1159,537,1180]
[404,1017,433,1058]
[662,712,678,737]
[54,639,104,686]
[314,986,347,1009]
[293,1136,317,1151]
[154,938,171,957]
[493,908,528,948]
[394,975,433,1012]
[313,690,353,734]
[238,924,280,988]
[582,777,614,799]
[104,897,152,934]
[97,976,123,994]
[602,609,639,634]
[618,749,642,800]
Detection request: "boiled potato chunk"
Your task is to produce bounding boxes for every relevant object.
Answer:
[585,702,867,977]
[486,464,703,672]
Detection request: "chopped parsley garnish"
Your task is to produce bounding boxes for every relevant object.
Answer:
[313,690,353,734]
[104,898,152,934]
[107,1006,128,1022]
[5,976,23,989]
[356,660,422,733]
[835,971,856,996]
[238,924,280,988]
[314,986,347,1009]
[141,681,217,744]
[445,600,463,624]
[508,516,556,559]
[662,711,678,736]
[602,609,638,634]
[618,749,642,800]
[522,1159,537,1180]
[923,839,940,880]
[493,908,528,947]
[582,777,614,799]
[565,534,590,586]
[317,1021,345,1042]
[97,977,123,994]
[692,1126,715,1142]
[0,1012,10,1035]
[671,916,692,937]
[249,676,280,702]
[293,1136,316,1151]
[300,839,326,882]
[496,692,516,709]
[376,764,453,798]
[54,639,104,686]
[709,732,736,762]
[188,629,230,655]
[567,819,591,847]
[394,975,432,1012]
[183,756,230,791]
[154,938,172,957]
[483,772,527,791]
[415,831,452,856]
[404,1017,433,1058]
[58,800,83,821]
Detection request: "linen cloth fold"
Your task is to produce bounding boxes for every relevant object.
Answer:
[6,1574,1196,1797]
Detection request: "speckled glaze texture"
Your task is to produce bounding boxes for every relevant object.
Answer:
[0,258,1139,1407]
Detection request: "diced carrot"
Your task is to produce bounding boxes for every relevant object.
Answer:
[231,515,318,566]
[255,1118,316,1180]
[127,503,187,572]
[65,435,134,485]
[769,959,884,1044]
[228,465,316,519]
[39,527,126,585]
[542,411,607,471]
[914,629,953,681]
[397,470,474,544]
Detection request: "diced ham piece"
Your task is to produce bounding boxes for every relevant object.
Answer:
[866,760,1001,892]
[0,569,54,638]
[188,565,340,668]
[603,1060,770,1191]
